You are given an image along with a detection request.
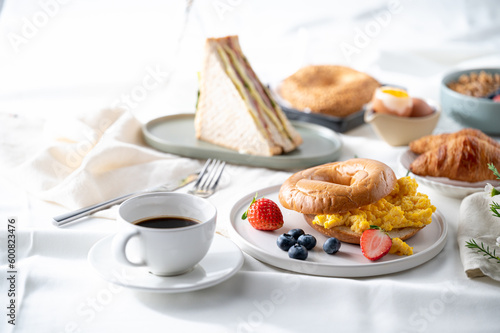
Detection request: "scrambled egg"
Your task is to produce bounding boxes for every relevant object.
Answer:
[313,177,435,255]
[390,237,413,256]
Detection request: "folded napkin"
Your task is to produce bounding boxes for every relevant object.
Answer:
[458,190,500,281]
[0,109,201,216]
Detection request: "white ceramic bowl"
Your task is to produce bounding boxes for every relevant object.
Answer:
[364,99,441,146]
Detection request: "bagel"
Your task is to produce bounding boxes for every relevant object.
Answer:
[279,159,434,245]
[278,159,397,215]
[279,65,380,117]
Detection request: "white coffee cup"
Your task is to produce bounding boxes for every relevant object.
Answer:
[112,192,216,276]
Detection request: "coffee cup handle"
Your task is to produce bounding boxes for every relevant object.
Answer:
[112,229,146,267]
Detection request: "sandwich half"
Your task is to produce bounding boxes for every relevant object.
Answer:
[195,35,302,156]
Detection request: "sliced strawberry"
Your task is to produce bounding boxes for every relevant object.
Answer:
[242,193,284,231]
[360,226,392,261]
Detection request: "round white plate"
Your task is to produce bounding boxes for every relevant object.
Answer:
[399,150,499,198]
[88,234,243,293]
[229,185,447,277]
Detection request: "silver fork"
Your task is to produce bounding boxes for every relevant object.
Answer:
[188,159,226,198]
[53,171,199,227]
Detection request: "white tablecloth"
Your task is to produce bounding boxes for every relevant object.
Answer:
[1,1,500,332]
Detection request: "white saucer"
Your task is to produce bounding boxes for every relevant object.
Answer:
[88,234,243,293]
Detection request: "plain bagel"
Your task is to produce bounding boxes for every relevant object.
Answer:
[278,159,397,215]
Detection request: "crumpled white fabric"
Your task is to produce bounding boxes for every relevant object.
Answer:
[0,108,202,213]
[458,190,500,281]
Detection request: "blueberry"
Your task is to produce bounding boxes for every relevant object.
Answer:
[323,237,341,254]
[277,233,297,251]
[287,228,305,240]
[288,244,308,260]
[297,234,317,250]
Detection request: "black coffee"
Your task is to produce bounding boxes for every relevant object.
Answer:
[134,216,199,229]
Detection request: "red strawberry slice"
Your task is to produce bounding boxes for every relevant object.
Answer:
[360,226,392,261]
[242,194,284,231]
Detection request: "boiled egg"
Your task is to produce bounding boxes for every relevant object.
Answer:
[371,87,413,117]
[410,98,434,117]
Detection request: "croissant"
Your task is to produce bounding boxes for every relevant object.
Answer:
[409,128,500,154]
[409,136,500,182]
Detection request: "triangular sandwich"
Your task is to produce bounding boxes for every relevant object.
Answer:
[195,35,302,156]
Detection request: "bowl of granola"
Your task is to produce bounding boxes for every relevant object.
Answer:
[441,68,500,135]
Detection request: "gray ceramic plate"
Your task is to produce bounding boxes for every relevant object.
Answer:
[142,114,342,170]
[441,68,500,135]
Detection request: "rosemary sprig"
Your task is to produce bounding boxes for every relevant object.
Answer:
[465,164,500,265]
[465,239,500,263]
[488,163,500,180]
[491,202,500,219]
[487,164,500,213]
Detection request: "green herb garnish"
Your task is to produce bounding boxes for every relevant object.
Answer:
[465,239,500,263]
[491,201,500,219]
[488,163,500,180]
[466,164,500,264]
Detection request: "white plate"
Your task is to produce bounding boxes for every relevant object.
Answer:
[399,150,500,198]
[88,234,243,293]
[229,185,447,277]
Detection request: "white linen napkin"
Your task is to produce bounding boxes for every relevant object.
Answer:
[458,190,500,281]
[0,109,201,215]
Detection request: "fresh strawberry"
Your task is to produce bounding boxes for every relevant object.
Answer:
[242,193,284,231]
[360,226,392,261]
